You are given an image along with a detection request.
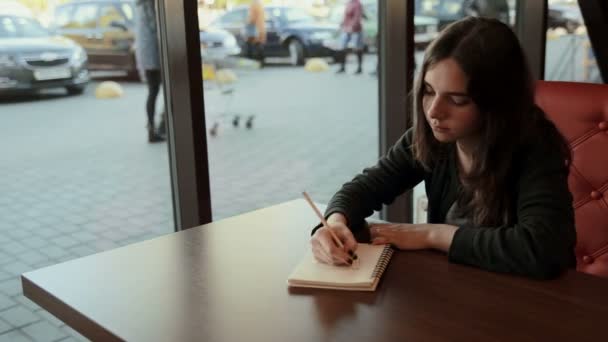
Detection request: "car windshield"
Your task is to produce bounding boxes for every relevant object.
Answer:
[284,8,315,24]
[0,16,49,38]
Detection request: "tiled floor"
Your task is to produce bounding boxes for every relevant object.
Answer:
[0,58,379,341]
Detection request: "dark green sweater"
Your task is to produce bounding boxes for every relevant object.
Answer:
[322,128,576,279]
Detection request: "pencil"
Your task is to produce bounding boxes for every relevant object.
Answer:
[302,192,344,247]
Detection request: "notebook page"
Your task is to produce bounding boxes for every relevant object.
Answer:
[288,244,387,287]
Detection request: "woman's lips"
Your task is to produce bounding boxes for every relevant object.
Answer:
[432,125,450,132]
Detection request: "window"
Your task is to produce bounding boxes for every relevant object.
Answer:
[220,9,246,25]
[284,8,315,24]
[99,5,126,28]
[1,1,175,341]
[54,5,74,28]
[70,4,98,29]
[545,0,600,83]
[412,0,519,223]
[121,3,134,23]
[0,16,49,38]
[200,2,381,220]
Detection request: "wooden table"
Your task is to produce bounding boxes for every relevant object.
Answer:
[22,199,608,341]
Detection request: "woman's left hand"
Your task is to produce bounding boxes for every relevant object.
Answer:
[369,223,458,252]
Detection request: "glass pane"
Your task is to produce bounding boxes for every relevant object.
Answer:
[98,5,126,28]
[70,4,98,29]
[199,1,380,219]
[545,0,600,83]
[0,1,174,340]
[413,0,518,223]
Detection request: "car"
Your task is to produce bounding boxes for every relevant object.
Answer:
[0,14,90,95]
[548,2,583,33]
[417,0,511,30]
[210,5,338,66]
[326,0,439,52]
[52,0,240,80]
[200,26,241,63]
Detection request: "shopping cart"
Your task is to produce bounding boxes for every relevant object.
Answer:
[202,56,259,137]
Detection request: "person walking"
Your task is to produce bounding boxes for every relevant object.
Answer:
[336,0,365,74]
[135,0,165,143]
[245,0,266,66]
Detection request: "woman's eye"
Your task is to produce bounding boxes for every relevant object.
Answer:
[451,96,470,105]
[423,87,434,95]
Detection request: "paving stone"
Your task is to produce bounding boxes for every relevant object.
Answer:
[35,229,58,239]
[49,236,80,249]
[55,337,79,342]
[60,326,89,342]
[0,329,34,342]
[0,306,40,328]
[67,246,96,258]
[1,242,27,255]
[69,232,96,243]
[3,261,34,277]
[0,319,10,334]
[0,253,14,266]
[0,294,16,312]
[38,246,68,260]
[16,251,49,266]
[35,310,63,328]
[13,296,38,312]
[0,278,22,297]
[21,320,67,342]
[0,272,11,283]
[6,230,33,241]
[17,237,47,250]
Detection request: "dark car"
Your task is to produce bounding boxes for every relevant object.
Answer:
[210,5,337,66]
[417,0,510,30]
[0,15,89,95]
[52,0,240,80]
[548,3,583,33]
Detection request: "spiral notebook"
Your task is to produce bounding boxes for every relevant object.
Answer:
[287,244,393,291]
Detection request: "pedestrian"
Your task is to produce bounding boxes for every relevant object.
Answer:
[134,0,165,143]
[245,0,266,66]
[336,0,365,74]
[310,17,575,279]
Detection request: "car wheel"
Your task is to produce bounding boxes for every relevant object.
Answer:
[66,85,85,95]
[288,39,305,66]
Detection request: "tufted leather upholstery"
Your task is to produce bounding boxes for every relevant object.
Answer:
[535,81,608,278]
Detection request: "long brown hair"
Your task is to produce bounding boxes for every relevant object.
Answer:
[412,17,571,226]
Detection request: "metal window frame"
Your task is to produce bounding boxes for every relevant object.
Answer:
[379,0,415,222]
[578,0,608,82]
[516,0,548,80]
[157,0,212,231]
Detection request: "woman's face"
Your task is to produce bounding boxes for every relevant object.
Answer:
[422,58,482,143]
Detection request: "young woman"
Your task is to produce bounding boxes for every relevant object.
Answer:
[311,17,576,279]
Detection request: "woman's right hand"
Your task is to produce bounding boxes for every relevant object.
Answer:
[310,214,358,266]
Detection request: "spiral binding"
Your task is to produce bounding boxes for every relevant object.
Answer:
[370,245,393,279]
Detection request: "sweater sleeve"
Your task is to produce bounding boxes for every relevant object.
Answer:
[448,141,576,279]
[322,128,426,233]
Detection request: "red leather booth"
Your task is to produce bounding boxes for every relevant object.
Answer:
[536,81,608,277]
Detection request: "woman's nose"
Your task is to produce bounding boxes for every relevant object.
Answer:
[426,97,444,120]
